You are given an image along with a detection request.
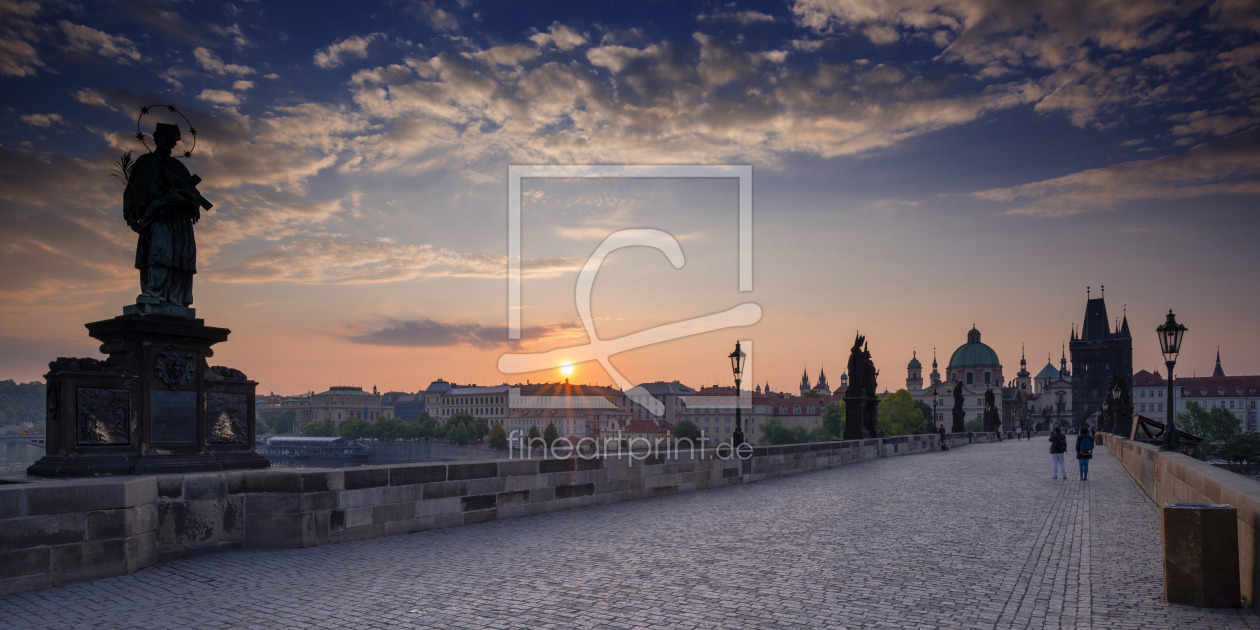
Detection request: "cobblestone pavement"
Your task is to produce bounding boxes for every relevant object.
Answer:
[4,440,1259,629]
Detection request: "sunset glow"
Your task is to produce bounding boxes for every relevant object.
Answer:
[0,2,1257,395]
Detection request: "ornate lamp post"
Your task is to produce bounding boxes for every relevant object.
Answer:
[729,341,746,447]
[1107,379,1122,434]
[931,389,939,434]
[1156,310,1187,451]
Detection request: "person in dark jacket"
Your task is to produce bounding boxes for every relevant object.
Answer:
[1049,427,1067,479]
[938,424,948,450]
[1076,427,1095,480]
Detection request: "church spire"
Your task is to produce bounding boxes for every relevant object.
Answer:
[1213,345,1225,378]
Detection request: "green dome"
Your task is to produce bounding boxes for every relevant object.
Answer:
[948,328,1000,367]
[1035,363,1061,379]
[907,352,922,369]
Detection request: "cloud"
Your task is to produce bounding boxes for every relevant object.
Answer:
[192,46,255,76]
[529,22,587,51]
[212,239,582,284]
[313,33,384,69]
[232,80,254,91]
[59,21,141,64]
[346,318,580,349]
[697,10,776,25]
[970,128,1260,216]
[20,112,62,127]
[197,89,240,106]
[420,1,458,32]
[0,0,44,76]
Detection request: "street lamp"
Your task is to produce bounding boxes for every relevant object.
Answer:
[931,389,939,434]
[1156,309,1187,451]
[1108,379,1122,435]
[1100,398,1109,433]
[729,341,746,447]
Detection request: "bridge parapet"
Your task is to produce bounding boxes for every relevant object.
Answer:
[1099,432,1260,610]
[0,432,999,596]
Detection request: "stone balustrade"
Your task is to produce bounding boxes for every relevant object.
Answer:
[1,432,994,595]
[1098,432,1260,609]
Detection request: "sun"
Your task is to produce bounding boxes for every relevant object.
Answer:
[560,363,574,377]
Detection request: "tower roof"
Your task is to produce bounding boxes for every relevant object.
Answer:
[1213,346,1225,378]
[1035,362,1061,380]
[907,350,922,369]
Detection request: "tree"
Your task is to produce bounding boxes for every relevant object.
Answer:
[373,417,408,442]
[302,419,337,437]
[877,390,923,436]
[823,402,845,438]
[807,427,835,443]
[339,418,371,441]
[487,422,508,449]
[1218,432,1260,474]
[268,410,296,435]
[964,416,984,433]
[757,418,810,446]
[913,400,933,432]
[415,412,439,442]
[527,424,541,442]
[673,420,701,441]
[543,421,560,445]
[1178,402,1242,461]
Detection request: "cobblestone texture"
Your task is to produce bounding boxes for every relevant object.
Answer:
[2,440,1257,629]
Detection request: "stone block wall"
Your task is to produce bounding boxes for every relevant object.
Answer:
[1,433,990,595]
[0,477,158,594]
[1098,433,1260,609]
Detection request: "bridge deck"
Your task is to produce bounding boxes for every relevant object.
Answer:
[3,439,1259,628]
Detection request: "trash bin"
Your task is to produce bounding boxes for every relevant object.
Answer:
[1161,503,1241,608]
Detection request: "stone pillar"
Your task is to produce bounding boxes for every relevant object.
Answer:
[28,314,269,477]
[952,408,965,433]
[843,395,866,440]
[864,396,882,438]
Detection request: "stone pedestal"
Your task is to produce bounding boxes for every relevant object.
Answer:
[1161,503,1241,608]
[952,408,965,433]
[28,313,269,477]
[844,395,880,439]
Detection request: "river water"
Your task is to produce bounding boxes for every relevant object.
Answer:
[0,441,43,476]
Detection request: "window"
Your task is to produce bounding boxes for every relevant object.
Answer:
[967,372,974,385]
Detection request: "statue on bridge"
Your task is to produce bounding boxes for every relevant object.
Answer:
[122,122,212,314]
[983,388,1001,435]
[843,332,882,439]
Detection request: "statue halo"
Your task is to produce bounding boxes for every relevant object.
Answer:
[134,104,198,158]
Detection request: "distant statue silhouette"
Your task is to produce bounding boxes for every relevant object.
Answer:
[123,123,211,308]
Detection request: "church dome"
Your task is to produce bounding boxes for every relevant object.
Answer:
[948,328,1000,368]
[1035,363,1060,379]
[907,351,922,369]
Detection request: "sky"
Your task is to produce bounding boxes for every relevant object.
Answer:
[1,0,1258,396]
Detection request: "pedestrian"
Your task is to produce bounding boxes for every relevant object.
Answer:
[938,423,948,451]
[1016,426,1022,439]
[1049,427,1067,479]
[1076,426,1095,480]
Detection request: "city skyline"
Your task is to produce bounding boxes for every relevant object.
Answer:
[2,1,1259,395]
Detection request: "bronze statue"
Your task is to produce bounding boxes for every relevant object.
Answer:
[122,123,211,309]
[847,333,866,395]
[952,379,964,411]
[984,388,1000,432]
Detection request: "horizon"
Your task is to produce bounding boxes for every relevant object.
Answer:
[2,1,1258,395]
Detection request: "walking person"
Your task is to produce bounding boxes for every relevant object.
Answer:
[938,423,948,450]
[1049,427,1067,479]
[1077,426,1095,480]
